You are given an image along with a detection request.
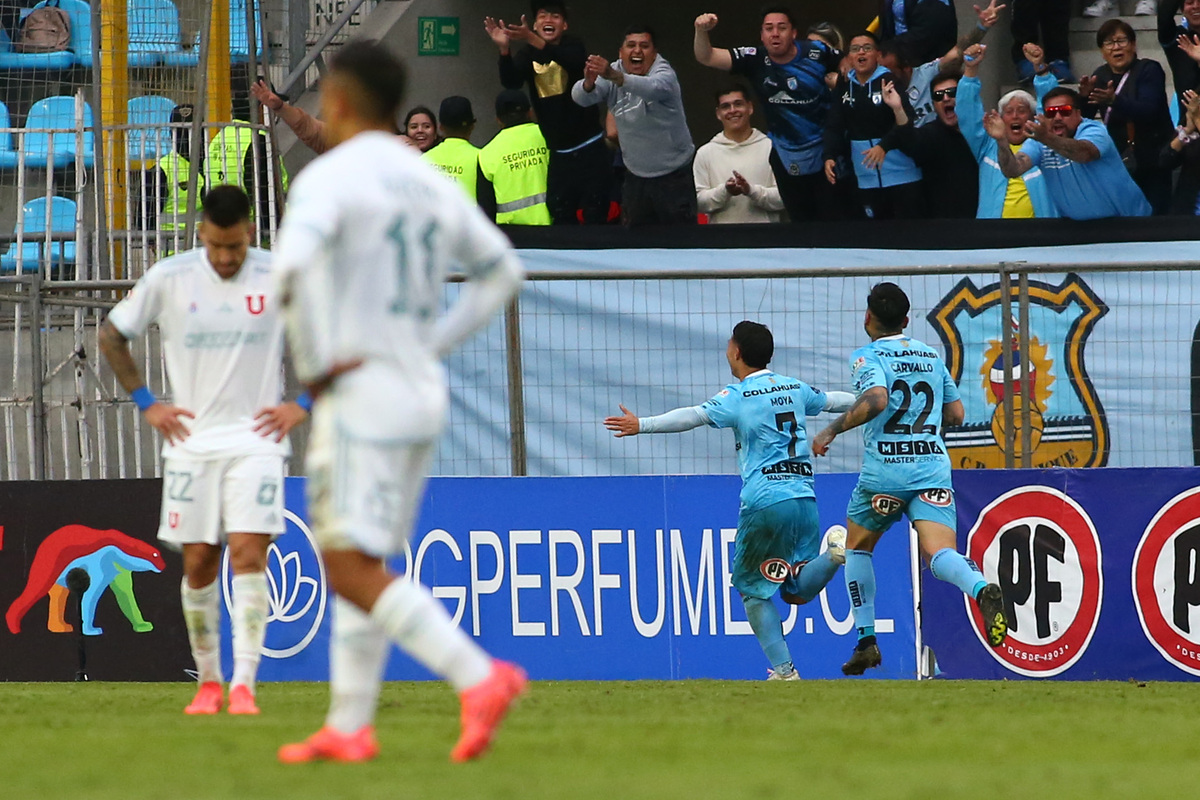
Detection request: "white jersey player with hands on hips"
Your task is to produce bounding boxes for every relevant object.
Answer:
[273,40,527,764]
[605,321,855,680]
[100,185,311,716]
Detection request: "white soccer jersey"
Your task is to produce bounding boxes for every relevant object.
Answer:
[275,131,523,441]
[107,248,289,459]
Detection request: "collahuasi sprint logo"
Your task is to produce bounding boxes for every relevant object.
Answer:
[6,524,165,635]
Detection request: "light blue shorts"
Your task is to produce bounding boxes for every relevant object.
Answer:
[732,497,821,600]
[846,485,957,534]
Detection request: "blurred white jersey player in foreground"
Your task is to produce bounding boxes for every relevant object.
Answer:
[274,41,526,764]
[100,185,310,716]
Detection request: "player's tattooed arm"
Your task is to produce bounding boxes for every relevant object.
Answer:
[99,320,194,443]
[98,320,144,394]
[811,387,888,456]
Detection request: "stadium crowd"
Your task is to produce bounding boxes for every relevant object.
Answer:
[223,2,1200,224]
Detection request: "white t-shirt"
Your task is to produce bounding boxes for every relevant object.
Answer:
[107,247,288,459]
[274,131,522,441]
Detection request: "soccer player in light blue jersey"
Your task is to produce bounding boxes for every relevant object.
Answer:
[812,283,1007,676]
[605,321,854,680]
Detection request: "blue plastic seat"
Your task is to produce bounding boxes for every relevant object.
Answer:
[0,196,77,274]
[0,99,18,169]
[127,95,176,160]
[162,0,262,66]
[128,0,184,67]
[19,95,95,168]
[0,0,93,70]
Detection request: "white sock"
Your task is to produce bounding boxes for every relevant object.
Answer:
[370,578,492,692]
[230,572,269,692]
[181,578,222,684]
[325,596,389,734]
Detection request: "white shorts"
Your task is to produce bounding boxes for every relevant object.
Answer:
[306,411,435,558]
[158,455,285,548]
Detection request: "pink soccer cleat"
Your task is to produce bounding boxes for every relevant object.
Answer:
[227,684,260,715]
[278,726,380,764]
[184,681,224,715]
[450,660,528,763]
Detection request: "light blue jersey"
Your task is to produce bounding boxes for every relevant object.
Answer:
[850,335,959,491]
[700,370,827,512]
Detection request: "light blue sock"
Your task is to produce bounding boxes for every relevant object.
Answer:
[791,552,842,602]
[845,549,876,640]
[928,547,987,599]
[743,596,791,669]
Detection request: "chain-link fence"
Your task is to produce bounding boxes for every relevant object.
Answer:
[4,260,1196,480]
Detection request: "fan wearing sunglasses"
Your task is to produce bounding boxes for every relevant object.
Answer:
[986,86,1151,219]
[883,71,979,218]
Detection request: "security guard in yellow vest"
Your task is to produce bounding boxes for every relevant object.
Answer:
[422,96,481,201]
[149,104,205,253]
[205,120,289,223]
[477,90,550,225]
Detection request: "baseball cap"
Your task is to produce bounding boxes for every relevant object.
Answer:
[439,96,476,127]
[495,89,531,117]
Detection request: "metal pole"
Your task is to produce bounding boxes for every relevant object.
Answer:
[30,267,46,480]
[504,296,527,476]
[278,0,372,98]
[999,266,1015,470]
[184,0,216,252]
[1017,271,1033,469]
[89,6,114,279]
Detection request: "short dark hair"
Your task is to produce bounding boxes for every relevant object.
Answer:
[622,24,656,47]
[532,1,568,19]
[202,185,251,227]
[760,5,798,29]
[852,30,880,46]
[1043,86,1082,108]
[931,67,962,90]
[732,321,773,368]
[404,105,437,130]
[876,36,908,68]
[1096,18,1136,48]
[714,82,751,105]
[867,283,909,331]
[328,40,407,124]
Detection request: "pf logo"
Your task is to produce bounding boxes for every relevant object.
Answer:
[760,558,791,583]
[965,486,1102,676]
[1132,488,1200,676]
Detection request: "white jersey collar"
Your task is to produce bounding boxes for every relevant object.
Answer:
[876,334,907,341]
[742,369,773,381]
[199,249,246,284]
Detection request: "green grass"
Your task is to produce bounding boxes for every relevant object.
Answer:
[1,680,1198,799]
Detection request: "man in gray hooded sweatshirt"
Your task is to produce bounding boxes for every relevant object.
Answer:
[572,24,696,225]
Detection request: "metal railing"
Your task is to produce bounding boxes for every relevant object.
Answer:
[3,258,1195,481]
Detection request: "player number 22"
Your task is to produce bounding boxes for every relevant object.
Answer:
[883,379,938,435]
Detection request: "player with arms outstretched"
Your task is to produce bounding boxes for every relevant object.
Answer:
[812,282,1007,675]
[605,321,853,680]
[100,185,309,715]
[273,41,526,764]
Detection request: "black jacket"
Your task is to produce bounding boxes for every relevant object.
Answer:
[1159,1,1200,109]
[1083,58,1175,180]
[879,0,958,65]
[892,118,978,218]
[498,34,603,151]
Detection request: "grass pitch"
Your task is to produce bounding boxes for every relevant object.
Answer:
[1,680,1197,799]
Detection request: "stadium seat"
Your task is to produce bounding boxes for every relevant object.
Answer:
[19,95,96,168]
[127,95,176,161]
[0,99,18,169]
[0,196,77,274]
[128,0,186,67]
[0,0,93,70]
[162,0,263,66]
